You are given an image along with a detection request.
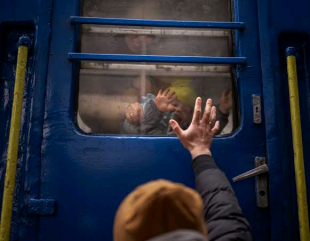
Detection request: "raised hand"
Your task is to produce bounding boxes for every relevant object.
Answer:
[154,88,177,112]
[219,89,233,114]
[125,102,143,126]
[169,98,220,159]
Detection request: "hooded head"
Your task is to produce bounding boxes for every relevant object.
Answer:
[169,80,197,108]
[124,2,159,53]
[113,179,207,241]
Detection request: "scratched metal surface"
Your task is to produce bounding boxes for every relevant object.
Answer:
[38,0,269,240]
[0,25,36,240]
[0,0,53,240]
[257,0,310,239]
[1,0,310,240]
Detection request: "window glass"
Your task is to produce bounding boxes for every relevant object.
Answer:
[83,0,231,21]
[81,26,231,56]
[78,0,236,135]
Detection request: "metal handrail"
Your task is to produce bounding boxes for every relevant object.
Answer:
[286,47,310,241]
[0,37,30,241]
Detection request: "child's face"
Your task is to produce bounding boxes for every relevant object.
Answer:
[125,35,155,53]
[171,100,192,129]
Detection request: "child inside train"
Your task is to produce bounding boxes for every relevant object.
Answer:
[121,80,231,135]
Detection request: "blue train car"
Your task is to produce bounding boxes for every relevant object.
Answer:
[0,0,310,240]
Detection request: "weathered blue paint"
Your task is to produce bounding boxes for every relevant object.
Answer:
[70,16,246,29]
[28,199,55,215]
[0,0,53,240]
[38,0,269,240]
[68,53,247,65]
[257,0,310,240]
[0,24,36,241]
[1,0,310,240]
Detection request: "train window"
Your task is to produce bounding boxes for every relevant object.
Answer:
[77,0,237,135]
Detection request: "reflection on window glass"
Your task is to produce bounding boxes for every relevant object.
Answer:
[78,0,236,135]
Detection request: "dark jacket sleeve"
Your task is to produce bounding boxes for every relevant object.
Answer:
[192,155,252,241]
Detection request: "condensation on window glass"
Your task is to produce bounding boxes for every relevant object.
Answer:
[78,62,236,135]
[78,0,236,136]
[82,0,231,21]
[81,25,232,57]
[81,0,232,56]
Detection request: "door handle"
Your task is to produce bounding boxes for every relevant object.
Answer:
[232,164,269,182]
[233,157,268,208]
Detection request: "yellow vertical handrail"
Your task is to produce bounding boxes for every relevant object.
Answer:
[0,37,30,241]
[286,47,310,241]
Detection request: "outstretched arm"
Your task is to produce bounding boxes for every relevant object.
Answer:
[169,98,252,241]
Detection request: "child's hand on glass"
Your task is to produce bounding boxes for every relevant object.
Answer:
[125,102,143,126]
[154,88,177,112]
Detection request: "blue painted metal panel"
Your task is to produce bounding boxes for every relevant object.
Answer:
[68,53,247,65]
[0,0,14,21]
[0,24,37,241]
[28,199,55,215]
[0,0,53,240]
[257,0,310,240]
[70,16,246,30]
[1,0,310,240]
[38,0,269,240]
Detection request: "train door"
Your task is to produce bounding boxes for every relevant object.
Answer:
[257,0,310,239]
[38,0,270,240]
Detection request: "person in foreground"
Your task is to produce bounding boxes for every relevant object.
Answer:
[113,98,252,241]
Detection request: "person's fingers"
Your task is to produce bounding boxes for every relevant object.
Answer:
[222,89,230,97]
[208,106,217,131]
[163,88,170,96]
[133,103,142,113]
[191,97,202,125]
[158,89,163,96]
[131,112,139,124]
[167,104,176,112]
[210,106,216,125]
[125,104,139,125]
[211,120,220,135]
[167,91,176,99]
[132,107,142,125]
[169,119,184,138]
[125,104,132,118]
[132,104,142,125]
[125,110,131,121]
[136,104,142,115]
[169,95,177,103]
[202,98,212,124]
[126,112,135,124]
